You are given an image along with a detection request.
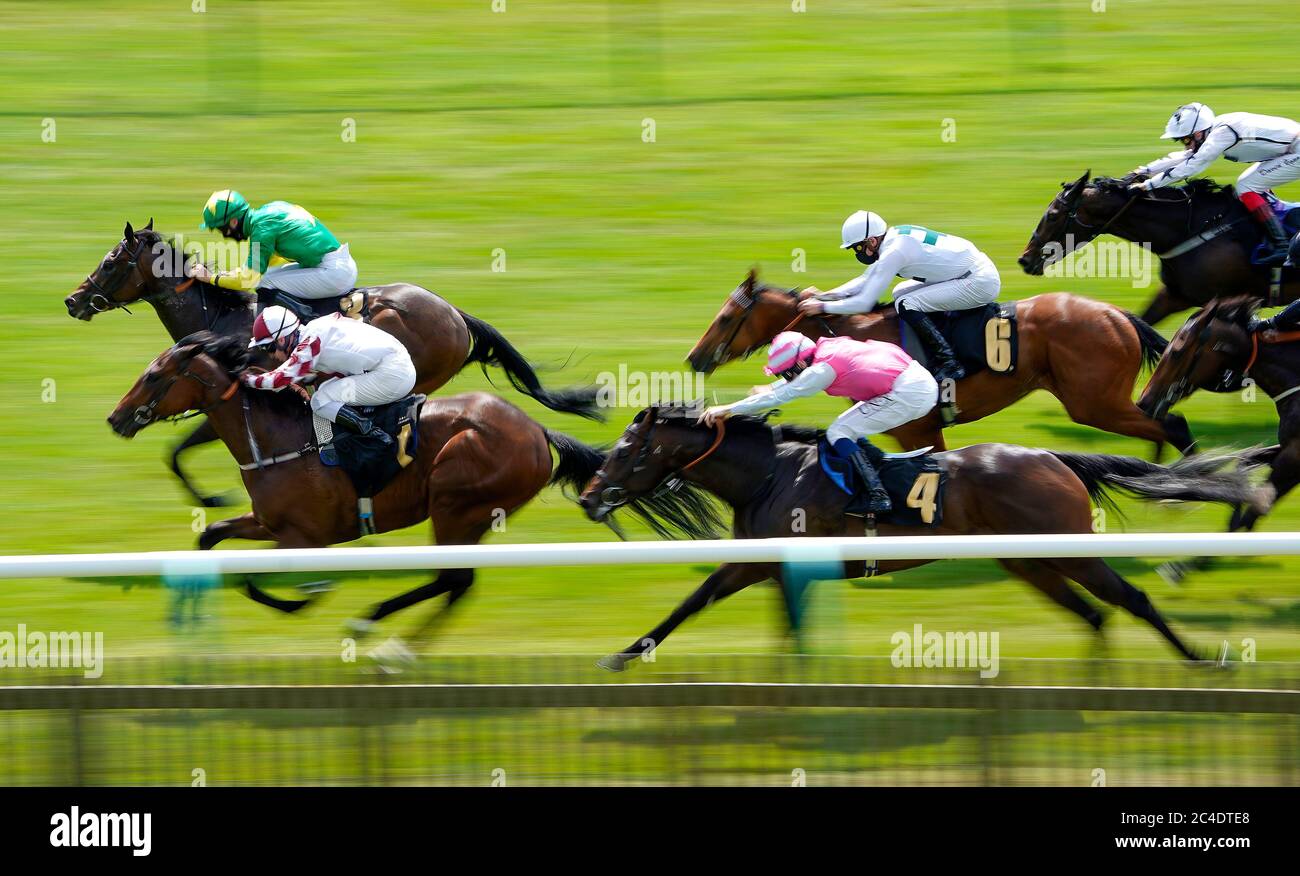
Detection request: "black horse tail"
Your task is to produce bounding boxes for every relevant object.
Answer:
[546,429,606,492]
[1050,449,1273,516]
[1124,312,1168,371]
[459,310,604,421]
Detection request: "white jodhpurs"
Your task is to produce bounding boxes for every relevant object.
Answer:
[825,361,938,443]
[1235,140,1300,195]
[891,252,1000,313]
[258,243,359,300]
[310,347,416,421]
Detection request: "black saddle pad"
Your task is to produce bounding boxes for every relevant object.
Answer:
[270,288,371,322]
[327,394,425,498]
[819,439,947,527]
[899,301,1018,376]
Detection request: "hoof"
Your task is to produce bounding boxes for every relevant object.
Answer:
[1155,560,1189,587]
[367,636,416,673]
[298,579,334,596]
[596,654,630,673]
[345,617,376,638]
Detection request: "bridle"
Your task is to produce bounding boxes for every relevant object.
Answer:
[1149,316,1251,416]
[83,235,150,314]
[1045,182,1142,257]
[131,361,238,427]
[597,414,727,508]
[708,284,831,367]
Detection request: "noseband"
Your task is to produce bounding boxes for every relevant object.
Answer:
[83,235,149,313]
[132,366,236,427]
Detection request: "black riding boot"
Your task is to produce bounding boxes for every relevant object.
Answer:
[333,405,377,437]
[1253,211,1291,267]
[840,440,891,516]
[897,302,965,383]
[1252,298,1300,334]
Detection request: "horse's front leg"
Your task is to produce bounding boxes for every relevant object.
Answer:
[1137,284,1192,328]
[169,418,236,507]
[597,563,770,672]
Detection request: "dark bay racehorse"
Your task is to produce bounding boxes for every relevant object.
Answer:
[107,332,712,634]
[579,408,1268,670]
[686,270,1192,457]
[1138,297,1295,580]
[68,222,601,506]
[1021,172,1300,325]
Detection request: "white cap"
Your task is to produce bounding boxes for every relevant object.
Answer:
[1161,103,1215,139]
[840,210,888,248]
[249,305,301,348]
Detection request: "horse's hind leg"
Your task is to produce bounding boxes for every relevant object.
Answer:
[1138,285,1192,327]
[598,563,769,672]
[170,418,234,507]
[998,558,1103,632]
[1046,558,1202,661]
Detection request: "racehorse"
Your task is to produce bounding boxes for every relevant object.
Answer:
[1021,171,1300,325]
[67,222,601,507]
[1138,297,1295,580]
[106,332,715,633]
[686,270,1192,458]
[579,407,1269,670]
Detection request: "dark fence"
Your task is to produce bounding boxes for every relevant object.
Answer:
[2,655,1298,786]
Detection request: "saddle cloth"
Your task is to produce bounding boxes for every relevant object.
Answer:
[318,394,425,499]
[899,301,1018,377]
[818,438,947,527]
[270,288,374,323]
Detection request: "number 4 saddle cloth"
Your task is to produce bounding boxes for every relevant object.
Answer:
[818,438,947,527]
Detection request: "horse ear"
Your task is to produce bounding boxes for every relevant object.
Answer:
[144,217,154,231]
[124,221,135,243]
[745,267,758,289]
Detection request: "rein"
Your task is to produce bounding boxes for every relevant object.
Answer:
[598,415,727,507]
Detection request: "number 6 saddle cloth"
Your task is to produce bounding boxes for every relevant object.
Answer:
[897,300,1018,378]
[818,438,947,527]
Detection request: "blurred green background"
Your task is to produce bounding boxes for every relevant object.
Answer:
[1,0,1298,665]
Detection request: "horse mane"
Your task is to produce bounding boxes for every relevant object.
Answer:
[177,330,308,416]
[1092,175,1236,201]
[134,228,256,311]
[1204,295,1261,327]
[644,405,823,446]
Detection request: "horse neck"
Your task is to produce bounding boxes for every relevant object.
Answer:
[680,429,785,508]
[1253,342,1300,401]
[1107,198,1188,253]
[147,282,250,342]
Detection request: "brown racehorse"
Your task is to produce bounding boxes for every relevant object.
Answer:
[106,332,715,634]
[68,222,600,507]
[685,270,1193,457]
[1138,297,1294,581]
[1021,172,1300,326]
[579,407,1269,670]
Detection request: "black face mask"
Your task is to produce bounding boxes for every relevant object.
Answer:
[855,248,878,266]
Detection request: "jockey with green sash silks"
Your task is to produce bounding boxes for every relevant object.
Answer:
[190,190,358,307]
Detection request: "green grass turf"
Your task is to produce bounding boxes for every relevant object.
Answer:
[1,0,1299,670]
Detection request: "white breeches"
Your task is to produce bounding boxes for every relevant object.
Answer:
[1235,141,1300,195]
[310,348,416,421]
[825,361,938,443]
[891,252,1000,313]
[259,243,358,300]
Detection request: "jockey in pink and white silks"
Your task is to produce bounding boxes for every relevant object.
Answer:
[242,306,416,438]
[797,210,1000,385]
[1129,103,1300,266]
[700,331,937,514]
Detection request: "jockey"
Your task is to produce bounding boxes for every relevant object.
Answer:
[242,305,415,438]
[798,210,1001,384]
[190,190,359,308]
[1129,103,1300,265]
[700,331,938,514]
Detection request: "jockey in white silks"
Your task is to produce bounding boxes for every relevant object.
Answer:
[798,210,1000,384]
[1129,102,1300,266]
[242,306,415,438]
[700,331,937,514]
